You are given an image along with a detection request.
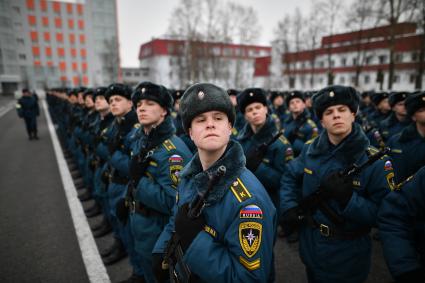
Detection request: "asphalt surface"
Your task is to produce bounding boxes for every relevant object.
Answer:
[0,96,394,283]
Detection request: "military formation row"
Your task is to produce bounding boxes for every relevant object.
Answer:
[44,83,425,283]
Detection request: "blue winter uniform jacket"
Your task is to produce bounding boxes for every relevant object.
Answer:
[154,141,277,282]
[16,95,39,118]
[280,123,394,283]
[379,112,411,142]
[282,109,319,156]
[378,166,425,278]
[387,123,425,183]
[237,116,293,213]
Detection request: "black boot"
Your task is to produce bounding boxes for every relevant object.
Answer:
[99,237,121,257]
[102,239,127,265]
[91,217,109,231]
[85,204,102,218]
[92,221,112,237]
[78,190,92,201]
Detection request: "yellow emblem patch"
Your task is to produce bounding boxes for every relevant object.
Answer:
[386,172,396,191]
[169,154,183,187]
[239,256,261,271]
[239,222,262,258]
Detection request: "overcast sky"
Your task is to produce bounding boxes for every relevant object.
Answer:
[117,0,316,67]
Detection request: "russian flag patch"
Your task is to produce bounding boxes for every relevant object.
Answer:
[240,205,263,219]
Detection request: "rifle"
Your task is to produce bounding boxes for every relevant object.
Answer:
[163,165,226,283]
[293,147,390,228]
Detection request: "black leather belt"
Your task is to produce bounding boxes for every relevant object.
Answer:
[128,201,163,217]
[313,221,370,240]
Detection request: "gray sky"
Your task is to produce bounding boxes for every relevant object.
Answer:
[117,0,314,67]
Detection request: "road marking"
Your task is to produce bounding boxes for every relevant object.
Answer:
[42,100,111,283]
[0,101,15,118]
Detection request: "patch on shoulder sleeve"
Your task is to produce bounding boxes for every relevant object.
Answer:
[133,123,141,129]
[230,178,252,203]
[169,154,183,187]
[386,172,396,191]
[239,256,261,271]
[285,147,294,161]
[239,222,262,258]
[204,225,217,238]
[240,204,263,219]
[384,160,393,171]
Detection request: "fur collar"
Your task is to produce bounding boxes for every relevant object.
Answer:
[307,122,370,165]
[238,115,277,144]
[180,140,245,205]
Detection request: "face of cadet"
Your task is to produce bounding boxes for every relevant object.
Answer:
[413,107,425,125]
[136,99,167,127]
[95,96,109,112]
[109,95,132,117]
[244,102,267,128]
[189,110,232,153]
[85,96,94,109]
[321,104,355,138]
[289,98,306,115]
[393,100,407,117]
[273,96,284,107]
[378,98,391,113]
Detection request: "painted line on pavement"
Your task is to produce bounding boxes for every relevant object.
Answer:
[0,101,15,118]
[42,100,111,283]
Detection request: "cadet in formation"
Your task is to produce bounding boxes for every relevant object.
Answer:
[16,88,40,140]
[387,91,425,183]
[280,85,394,283]
[118,82,192,283]
[153,83,277,282]
[236,87,293,215]
[282,91,319,157]
[378,165,425,283]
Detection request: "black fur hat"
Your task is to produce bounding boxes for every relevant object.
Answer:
[388,91,409,107]
[405,91,425,117]
[93,87,107,100]
[132,81,173,113]
[83,88,94,99]
[285,91,305,107]
[312,85,360,119]
[270,91,284,103]
[237,88,268,113]
[104,83,132,102]
[371,92,389,106]
[180,83,235,133]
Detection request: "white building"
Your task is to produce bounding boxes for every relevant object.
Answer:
[254,22,425,91]
[138,38,272,89]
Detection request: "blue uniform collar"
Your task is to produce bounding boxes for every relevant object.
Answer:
[307,122,369,165]
[399,122,423,142]
[138,115,176,149]
[238,115,277,143]
[180,140,245,205]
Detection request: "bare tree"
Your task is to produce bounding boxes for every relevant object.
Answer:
[411,0,425,89]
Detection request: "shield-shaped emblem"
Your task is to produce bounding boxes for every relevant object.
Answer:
[239,222,262,258]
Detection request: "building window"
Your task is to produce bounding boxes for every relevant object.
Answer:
[45,47,52,57]
[379,55,387,64]
[395,53,403,63]
[26,0,35,10]
[78,20,84,29]
[42,17,49,26]
[72,62,78,71]
[28,15,36,26]
[341,58,346,66]
[411,52,418,62]
[67,3,73,14]
[318,61,324,68]
[59,61,66,72]
[44,32,51,41]
[330,60,335,67]
[68,19,74,29]
[319,77,323,84]
[125,71,131,76]
[134,72,140,76]
[351,76,356,84]
[77,4,83,15]
[17,38,25,45]
[393,75,400,83]
[57,47,65,57]
[82,62,87,72]
[71,48,77,57]
[52,2,61,14]
[13,6,21,14]
[79,34,85,44]
[339,76,345,84]
[69,34,75,44]
[19,54,26,60]
[40,0,47,11]
[410,74,416,83]
[80,49,86,58]
[30,31,38,42]
[352,58,357,66]
[365,56,373,65]
[32,46,40,57]
[364,75,370,84]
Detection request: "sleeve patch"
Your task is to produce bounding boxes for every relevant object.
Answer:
[386,172,396,191]
[239,256,261,271]
[384,160,393,171]
[169,154,183,187]
[240,205,263,219]
[239,222,262,258]
[230,178,252,203]
[204,225,217,238]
